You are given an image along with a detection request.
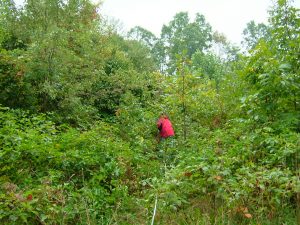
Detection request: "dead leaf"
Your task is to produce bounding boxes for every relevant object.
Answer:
[244,213,252,218]
[214,175,222,181]
[184,172,192,177]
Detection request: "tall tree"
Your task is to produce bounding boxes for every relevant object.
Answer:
[0,0,21,50]
[242,20,269,50]
[127,26,157,49]
[127,26,159,70]
[211,31,240,62]
[159,12,212,74]
[191,51,224,91]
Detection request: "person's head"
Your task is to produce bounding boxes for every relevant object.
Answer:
[160,112,168,119]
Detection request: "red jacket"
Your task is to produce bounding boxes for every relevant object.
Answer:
[157,117,175,138]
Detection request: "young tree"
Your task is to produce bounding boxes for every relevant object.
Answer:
[242,0,299,128]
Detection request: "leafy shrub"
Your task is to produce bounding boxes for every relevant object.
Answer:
[0,107,133,224]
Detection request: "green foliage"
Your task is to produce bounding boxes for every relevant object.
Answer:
[0,0,158,127]
[191,51,225,91]
[240,0,300,131]
[128,26,157,49]
[242,20,270,50]
[160,12,212,74]
[0,107,133,224]
[127,12,213,75]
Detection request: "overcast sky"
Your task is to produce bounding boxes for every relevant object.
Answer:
[14,0,300,45]
[100,0,300,45]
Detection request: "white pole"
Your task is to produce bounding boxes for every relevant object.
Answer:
[151,194,158,225]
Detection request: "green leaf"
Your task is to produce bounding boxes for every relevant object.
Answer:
[278,63,291,71]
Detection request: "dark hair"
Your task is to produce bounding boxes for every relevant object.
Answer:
[160,113,168,119]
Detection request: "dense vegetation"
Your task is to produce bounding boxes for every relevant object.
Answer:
[0,0,299,224]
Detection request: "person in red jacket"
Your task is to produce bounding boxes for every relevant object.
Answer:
[157,113,175,140]
[156,113,175,165]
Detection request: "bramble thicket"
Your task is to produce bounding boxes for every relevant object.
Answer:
[0,0,299,224]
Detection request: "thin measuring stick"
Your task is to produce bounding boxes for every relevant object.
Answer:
[151,194,158,225]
